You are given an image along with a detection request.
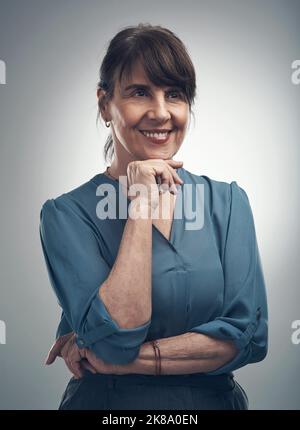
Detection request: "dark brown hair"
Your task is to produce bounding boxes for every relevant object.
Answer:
[96,23,197,163]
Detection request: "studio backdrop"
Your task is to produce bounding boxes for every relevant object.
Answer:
[0,0,299,410]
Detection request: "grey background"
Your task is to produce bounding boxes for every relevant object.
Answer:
[0,0,299,409]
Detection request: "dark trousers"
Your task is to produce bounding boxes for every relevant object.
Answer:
[58,370,249,410]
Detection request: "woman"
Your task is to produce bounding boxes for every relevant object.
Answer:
[39,23,268,410]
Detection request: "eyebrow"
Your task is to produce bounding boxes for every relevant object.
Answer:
[123,83,181,92]
[124,84,149,91]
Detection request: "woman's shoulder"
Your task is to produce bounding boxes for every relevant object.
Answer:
[181,167,251,219]
[181,167,244,198]
[40,174,101,216]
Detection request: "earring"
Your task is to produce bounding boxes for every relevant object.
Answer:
[105,121,110,128]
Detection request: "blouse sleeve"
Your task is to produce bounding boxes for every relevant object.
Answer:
[55,310,73,340]
[39,197,151,365]
[188,181,268,375]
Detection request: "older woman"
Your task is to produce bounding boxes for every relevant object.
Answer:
[39,23,268,410]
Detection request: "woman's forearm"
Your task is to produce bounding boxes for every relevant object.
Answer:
[132,355,228,375]
[99,197,153,329]
[125,332,238,375]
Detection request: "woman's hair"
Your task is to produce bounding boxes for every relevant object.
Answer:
[96,23,197,164]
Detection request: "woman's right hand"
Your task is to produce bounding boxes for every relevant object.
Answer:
[45,332,98,379]
[125,159,184,210]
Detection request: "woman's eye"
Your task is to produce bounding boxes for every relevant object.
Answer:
[131,89,183,99]
[133,89,147,97]
[167,91,181,98]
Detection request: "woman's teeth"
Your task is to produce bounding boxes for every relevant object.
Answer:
[141,130,170,139]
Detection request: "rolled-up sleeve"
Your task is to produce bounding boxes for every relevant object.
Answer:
[188,181,268,375]
[55,310,73,340]
[39,197,151,364]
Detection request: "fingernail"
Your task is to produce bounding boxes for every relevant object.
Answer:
[170,185,178,195]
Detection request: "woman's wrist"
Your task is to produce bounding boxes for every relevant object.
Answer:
[132,356,157,375]
[134,341,158,375]
[139,341,156,359]
[109,342,165,376]
[128,196,153,220]
[114,342,156,375]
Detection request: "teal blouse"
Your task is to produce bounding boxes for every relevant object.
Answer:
[39,167,268,375]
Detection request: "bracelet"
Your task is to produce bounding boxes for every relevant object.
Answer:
[151,341,160,375]
[151,340,161,375]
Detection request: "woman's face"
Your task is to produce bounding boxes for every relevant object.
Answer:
[101,61,190,161]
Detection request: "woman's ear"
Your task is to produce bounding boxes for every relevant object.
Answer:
[97,88,110,122]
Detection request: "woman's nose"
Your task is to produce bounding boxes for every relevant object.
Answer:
[146,97,171,122]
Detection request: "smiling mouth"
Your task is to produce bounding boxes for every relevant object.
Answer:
[138,129,174,144]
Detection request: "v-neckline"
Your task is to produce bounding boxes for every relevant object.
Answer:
[92,167,184,249]
[151,190,180,246]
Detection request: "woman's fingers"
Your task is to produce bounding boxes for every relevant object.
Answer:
[61,335,83,379]
[67,336,86,379]
[48,333,97,379]
[158,169,174,194]
[165,159,183,166]
[60,340,73,374]
[45,344,58,365]
[158,162,183,195]
[45,340,64,365]
[84,349,114,374]
[165,165,184,194]
[126,158,184,209]
[44,332,74,365]
[165,160,184,184]
[69,360,83,379]
[80,359,97,374]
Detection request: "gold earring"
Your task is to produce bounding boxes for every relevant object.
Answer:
[105,121,110,128]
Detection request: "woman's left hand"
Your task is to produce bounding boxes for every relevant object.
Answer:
[44,332,136,377]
